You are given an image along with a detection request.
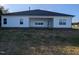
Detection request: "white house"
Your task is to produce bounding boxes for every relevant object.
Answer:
[1,9,74,28]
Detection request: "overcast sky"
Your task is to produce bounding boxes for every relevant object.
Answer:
[3,4,79,22]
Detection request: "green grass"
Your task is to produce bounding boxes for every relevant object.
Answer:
[0,29,79,54]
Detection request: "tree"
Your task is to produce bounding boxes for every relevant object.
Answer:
[0,6,8,14]
[0,6,8,27]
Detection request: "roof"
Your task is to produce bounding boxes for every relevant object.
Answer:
[2,9,74,17]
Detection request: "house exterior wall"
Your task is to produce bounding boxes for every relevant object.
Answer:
[53,17,72,28]
[1,16,29,27]
[1,16,72,28]
[28,16,72,28]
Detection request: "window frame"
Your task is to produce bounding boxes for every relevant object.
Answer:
[35,22,44,25]
[20,18,23,25]
[59,19,66,25]
[3,18,7,24]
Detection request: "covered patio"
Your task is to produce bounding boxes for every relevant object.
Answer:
[29,18,53,28]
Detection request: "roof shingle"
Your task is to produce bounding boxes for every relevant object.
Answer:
[2,9,74,17]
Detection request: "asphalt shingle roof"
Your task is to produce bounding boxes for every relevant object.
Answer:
[2,9,74,17]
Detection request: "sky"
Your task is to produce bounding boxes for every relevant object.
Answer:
[2,4,79,22]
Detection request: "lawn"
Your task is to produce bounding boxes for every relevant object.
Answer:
[0,28,79,55]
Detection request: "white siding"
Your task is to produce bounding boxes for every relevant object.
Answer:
[1,16,29,27]
[53,17,72,28]
[1,16,72,28]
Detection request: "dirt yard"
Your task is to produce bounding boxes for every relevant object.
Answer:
[0,28,79,55]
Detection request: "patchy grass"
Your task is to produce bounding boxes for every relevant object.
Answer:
[0,28,79,55]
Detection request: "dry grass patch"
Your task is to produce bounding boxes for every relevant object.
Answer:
[0,29,79,55]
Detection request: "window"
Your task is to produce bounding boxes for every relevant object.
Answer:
[20,18,23,24]
[59,19,66,25]
[35,22,43,25]
[3,18,7,24]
